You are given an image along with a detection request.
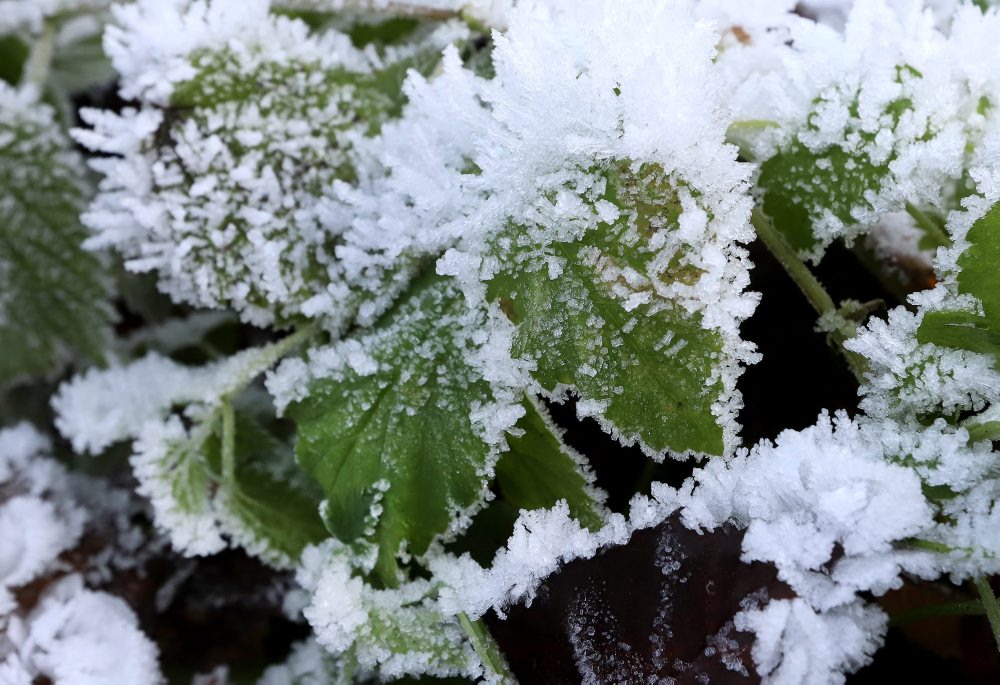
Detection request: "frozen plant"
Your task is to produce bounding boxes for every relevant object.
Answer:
[2,0,1000,682]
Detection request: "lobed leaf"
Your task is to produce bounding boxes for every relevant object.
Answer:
[487,161,730,457]
[289,271,498,583]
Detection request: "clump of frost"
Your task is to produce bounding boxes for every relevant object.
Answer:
[0,425,85,615]
[0,425,162,684]
[735,598,887,685]
[0,575,161,685]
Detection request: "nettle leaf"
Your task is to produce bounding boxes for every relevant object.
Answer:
[496,397,604,530]
[82,25,444,328]
[918,201,1000,360]
[0,86,109,384]
[487,161,729,457]
[289,271,497,583]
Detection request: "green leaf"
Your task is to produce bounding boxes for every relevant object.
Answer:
[203,409,328,562]
[755,70,922,258]
[918,201,1000,361]
[0,87,109,384]
[48,30,114,96]
[496,396,604,530]
[289,271,497,583]
[487,161,730,457]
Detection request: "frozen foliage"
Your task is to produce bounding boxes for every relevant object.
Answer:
[80,0,465,327]
[27,0,1000,682]
[53,338,318,562]
[725,0,1000,259]
[0,425,162,684]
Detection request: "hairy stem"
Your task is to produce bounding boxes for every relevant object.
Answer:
[22,21,57,90]
[751,208,867,382]
[458,612,516,683]
[975,577,1000,653]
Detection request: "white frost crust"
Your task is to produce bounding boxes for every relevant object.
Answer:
[0,425,86,616]
[105,0,370,104]
[0,575,161,685]
[721,0,1000,260]
[847,305,1000,419]
[0,426,163,684]
[430,495,677,620]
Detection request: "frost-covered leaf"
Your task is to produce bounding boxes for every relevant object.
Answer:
[918,201,1000,361]
[496,397,604,531]
[487,162,734,458]
[301,544,483,681]
[0,84,109,384]
[79,0,459,328]
[758,133,892,255]
[288,272,499,582]
[53,340,325,564]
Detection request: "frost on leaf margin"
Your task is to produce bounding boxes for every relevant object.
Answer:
[283,271,509,584]
[53,344,327,566]
[431,0,758,460]
[0,83,109,384]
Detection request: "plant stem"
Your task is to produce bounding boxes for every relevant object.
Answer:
[889,600,985,627]
[975,577,1000,653]
[905,201,952,249]
[221,395,236,485]
[22,21,57,90]
[751,208,867,382]
[458,612,516,683]
[751,208,836,314]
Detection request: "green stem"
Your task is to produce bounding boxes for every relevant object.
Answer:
[221,395,236,486]
[752,208,836,314]
[905,201,952,249]
[889,600,985,627]
[458,612,516,683]
[975,577,1000,653]
[751,208,867,382]
[22,21,56,90]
